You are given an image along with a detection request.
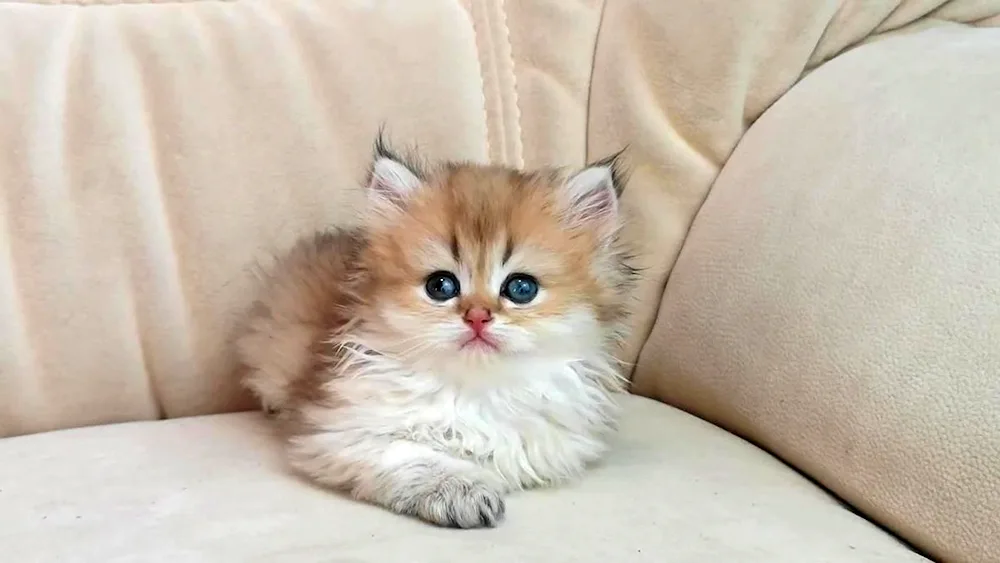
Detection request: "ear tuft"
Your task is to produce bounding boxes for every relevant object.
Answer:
[587,147,629,197]
[366,131,424,214]
[561,149,628,234]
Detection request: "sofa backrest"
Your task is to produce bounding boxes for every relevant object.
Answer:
[0,0,618,436]
[5,0,979,437]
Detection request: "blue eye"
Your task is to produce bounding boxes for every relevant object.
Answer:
[502,274,539,304]
[425,271,460,301]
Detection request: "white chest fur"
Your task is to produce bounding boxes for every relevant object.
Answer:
[310,353,622,490]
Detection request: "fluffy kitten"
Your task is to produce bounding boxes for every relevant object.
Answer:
[236,141,635,529]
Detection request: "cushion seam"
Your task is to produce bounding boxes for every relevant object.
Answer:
[464,0,494,162]
[496,0,523,169]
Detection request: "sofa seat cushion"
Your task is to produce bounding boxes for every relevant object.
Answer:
[0,395,923,562]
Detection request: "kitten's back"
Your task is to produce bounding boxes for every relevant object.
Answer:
[237,230,362,413]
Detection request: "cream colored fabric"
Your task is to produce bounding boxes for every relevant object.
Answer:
[636,26,1000,563]
[3,0,999,436]
[0,395,926,562]
[0,0,513,436]
[0,1,997,558]
[587,0,1000,363]
[0,0,614,437]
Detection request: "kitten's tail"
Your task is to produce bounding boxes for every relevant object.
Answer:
[235,230,361,414]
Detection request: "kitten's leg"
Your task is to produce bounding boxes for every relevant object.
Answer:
[287,433,507,528]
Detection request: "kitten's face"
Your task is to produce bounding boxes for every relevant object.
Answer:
[355,151,631,376]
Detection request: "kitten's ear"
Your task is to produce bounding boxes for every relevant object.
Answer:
[366,136,424,215]
[560,151,626,236]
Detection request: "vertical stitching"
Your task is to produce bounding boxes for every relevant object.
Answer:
[495,0,522,168]
[464,0,494,162]
[463,0,523,167]
[480,1,504,163]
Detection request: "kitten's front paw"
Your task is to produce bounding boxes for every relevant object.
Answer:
[411,475,506,529]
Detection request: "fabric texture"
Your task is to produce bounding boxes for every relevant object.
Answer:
[0,1,998,560]
[586,0,1000,364]
[0,0,497,436]
[0,0,617,437]
[635,25,1000,563]
[3,0,999,436]
[0,395,926,563]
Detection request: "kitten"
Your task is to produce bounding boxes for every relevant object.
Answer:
[236,140,636,529]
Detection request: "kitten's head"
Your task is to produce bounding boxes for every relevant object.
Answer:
[353,141,635,379]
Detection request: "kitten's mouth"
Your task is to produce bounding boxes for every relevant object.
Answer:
[460,333,500,352]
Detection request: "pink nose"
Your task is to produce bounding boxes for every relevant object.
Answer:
[463,306,493,333]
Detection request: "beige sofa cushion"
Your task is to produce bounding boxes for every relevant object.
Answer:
[635,26,1000,562]
[0,395,925,562]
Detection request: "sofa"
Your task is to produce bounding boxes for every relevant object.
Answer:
[1,0,998,561]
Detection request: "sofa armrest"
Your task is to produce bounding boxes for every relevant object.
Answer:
[635,25,1000,562]
[587,0,1000,368]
